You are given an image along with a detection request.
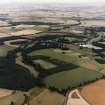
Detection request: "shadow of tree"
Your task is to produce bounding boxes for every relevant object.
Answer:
[22,55,79,78]
[0,50,37,91]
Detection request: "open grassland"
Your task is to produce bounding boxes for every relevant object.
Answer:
[28,48,80,64]
[28,48,101,71]
[66,44,94,56]
[33,59,57,70]
[28,46,94,60]
[28,47,104,68]
[43,68,103,90]
[30,89,65,105]
[80,79,105,105]
[29,87,45,99]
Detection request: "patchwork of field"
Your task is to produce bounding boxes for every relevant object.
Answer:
[28,48,101,71]
[0,13,105,105]
[0,33,105,105]
[28,48,104,91]
[0,24,49,38]
[11,29,41,36]
[0,4,105,105]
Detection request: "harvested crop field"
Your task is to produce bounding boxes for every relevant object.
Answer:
[0,89,12,98]
[64,19,79,25]
[0,91,25,105]
[12,29,41,36]
[0,21,10,27]
[81,20,105,27]
[71,29,83,34]
[30,89,65,105]
[80,60,101,71]
[80,79,105,105]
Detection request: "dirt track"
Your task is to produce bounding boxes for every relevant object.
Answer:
[66,89,89,105]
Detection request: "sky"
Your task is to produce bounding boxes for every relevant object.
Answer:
[0,0,105,4]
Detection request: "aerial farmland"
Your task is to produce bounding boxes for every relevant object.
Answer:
[0,1,105,105]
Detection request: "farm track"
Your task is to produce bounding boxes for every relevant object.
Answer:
[66,89,90,105]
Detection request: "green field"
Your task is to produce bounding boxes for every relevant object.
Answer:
[28,48,79,64]
[0,31,105,105]
[33,59,57,70]
[29,87,45,98]
[66,44,94,56]
[43,67,103,90]
[28,48,97,70]
[28,48,104,91]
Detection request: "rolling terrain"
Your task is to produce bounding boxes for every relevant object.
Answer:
[0,3,105,105]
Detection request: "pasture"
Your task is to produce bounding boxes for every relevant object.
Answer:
[43,67,103,90]
[28,48,104,91]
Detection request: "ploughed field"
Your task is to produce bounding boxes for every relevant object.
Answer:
[80,79,105,105]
